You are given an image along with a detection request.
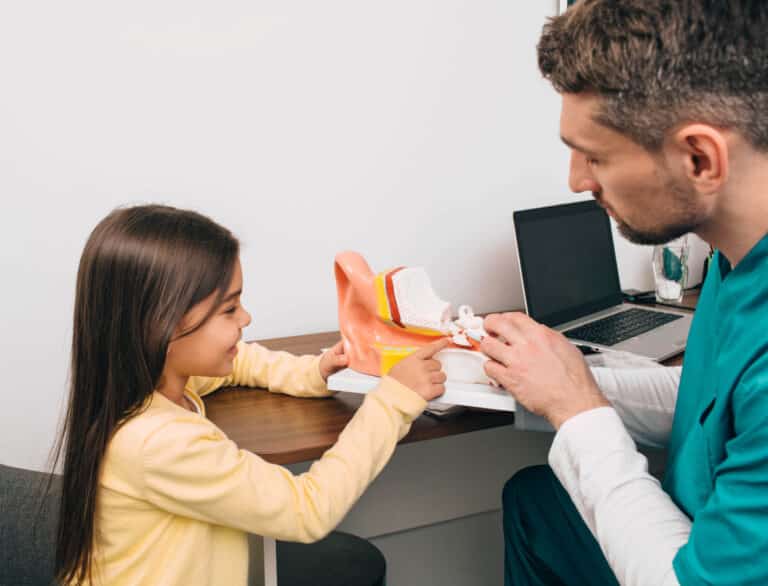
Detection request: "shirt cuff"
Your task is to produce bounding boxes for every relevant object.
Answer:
[308,355,333,394]
[373,376,428,422]
[551,406,630,460]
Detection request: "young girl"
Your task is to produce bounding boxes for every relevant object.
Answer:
[53,204,448,585]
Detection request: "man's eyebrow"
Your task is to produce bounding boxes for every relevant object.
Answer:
[223,289,242,302]
[560,135,599,157]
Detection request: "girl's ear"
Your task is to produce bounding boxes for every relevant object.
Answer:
[170,309,192,343]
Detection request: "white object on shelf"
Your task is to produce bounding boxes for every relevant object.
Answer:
[656,279,683,302]
[327,368,516,412]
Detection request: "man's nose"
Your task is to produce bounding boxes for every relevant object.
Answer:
[568,152,601,194]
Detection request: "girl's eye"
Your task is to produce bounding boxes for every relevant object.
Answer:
[225,305,238,314]
[587,158,599,166]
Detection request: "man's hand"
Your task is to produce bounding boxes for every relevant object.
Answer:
[480,312,609,429]
[319,340,349,380]
[388,338,450,401]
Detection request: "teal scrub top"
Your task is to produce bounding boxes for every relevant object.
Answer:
[664,233,768,585]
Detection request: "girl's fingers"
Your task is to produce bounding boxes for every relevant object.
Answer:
[431,371,447,384]
[413,338,450,359]
[431,383,446,397]
[425,359,442,372]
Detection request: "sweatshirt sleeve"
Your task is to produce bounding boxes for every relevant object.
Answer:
[140,376,426,542]
[187,341,331,399]
[591,366,680,448]
[549,407,691,586]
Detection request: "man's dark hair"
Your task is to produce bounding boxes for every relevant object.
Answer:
[538,0,768,151]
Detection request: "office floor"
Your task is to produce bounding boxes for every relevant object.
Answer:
[374,510,503,586]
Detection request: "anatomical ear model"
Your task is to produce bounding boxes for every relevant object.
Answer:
[334,251,492,384]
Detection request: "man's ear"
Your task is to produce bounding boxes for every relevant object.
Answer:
[670,124,729,194]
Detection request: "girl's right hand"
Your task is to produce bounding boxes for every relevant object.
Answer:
[388,338,450,401]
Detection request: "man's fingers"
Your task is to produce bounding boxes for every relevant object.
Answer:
[424,358,442,372]
[483,312,532,344]
[484,361,515,395]
[413,337,451,359]
[480,335,514,365]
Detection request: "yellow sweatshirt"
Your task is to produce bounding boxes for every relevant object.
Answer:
[92,341,426,586]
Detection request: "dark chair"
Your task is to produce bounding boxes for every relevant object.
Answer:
[0,463,59,586]
[1,464,385,586]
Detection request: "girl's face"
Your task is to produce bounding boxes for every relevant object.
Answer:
[166,258,252,379]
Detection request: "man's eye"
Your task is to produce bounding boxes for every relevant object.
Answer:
[587,158,599,166]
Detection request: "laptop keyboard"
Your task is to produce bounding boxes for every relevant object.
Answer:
[563,308,682,347]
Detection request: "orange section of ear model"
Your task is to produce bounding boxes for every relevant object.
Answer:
[335,251,449,376]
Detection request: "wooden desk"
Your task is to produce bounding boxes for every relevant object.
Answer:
[204,290,698,464]
[204,331,515,465]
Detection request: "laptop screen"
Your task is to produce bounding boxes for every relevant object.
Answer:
[513,200,623,327]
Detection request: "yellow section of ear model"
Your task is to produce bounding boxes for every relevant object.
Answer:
[377,345,418,376]
[374,272,392,322]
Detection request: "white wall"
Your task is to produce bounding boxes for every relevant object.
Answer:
[0,1,702,470]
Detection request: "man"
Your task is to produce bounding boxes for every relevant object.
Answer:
[481,1,768,584]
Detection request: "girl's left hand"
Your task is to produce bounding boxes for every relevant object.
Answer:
[319,340,349,380]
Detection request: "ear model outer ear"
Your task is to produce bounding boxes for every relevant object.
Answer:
[334,251,491,384]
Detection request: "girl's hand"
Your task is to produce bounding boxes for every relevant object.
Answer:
[319,341,349,380]
[388,338,450,401]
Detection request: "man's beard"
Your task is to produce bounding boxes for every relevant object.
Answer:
[604,176,704,246]
[616,218,695,245]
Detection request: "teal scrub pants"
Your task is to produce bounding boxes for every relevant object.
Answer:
[503,465,620,586]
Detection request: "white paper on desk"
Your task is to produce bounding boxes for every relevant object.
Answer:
[327,368,516,412]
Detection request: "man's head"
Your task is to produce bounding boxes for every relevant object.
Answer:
[539,0,768,244]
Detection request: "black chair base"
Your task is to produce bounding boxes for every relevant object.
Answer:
[276,531,386,586]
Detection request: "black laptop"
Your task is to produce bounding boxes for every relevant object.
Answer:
[513,200,692,361]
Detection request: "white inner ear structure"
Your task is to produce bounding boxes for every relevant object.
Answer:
[390,267,454,333]
[388,271,492,385]
[436,348,494,385]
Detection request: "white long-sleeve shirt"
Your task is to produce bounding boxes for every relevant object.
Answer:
[548,367,691,586]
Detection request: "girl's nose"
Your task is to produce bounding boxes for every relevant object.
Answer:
[240,307,252,329]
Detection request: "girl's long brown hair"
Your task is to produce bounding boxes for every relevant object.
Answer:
[50,205,239,584]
